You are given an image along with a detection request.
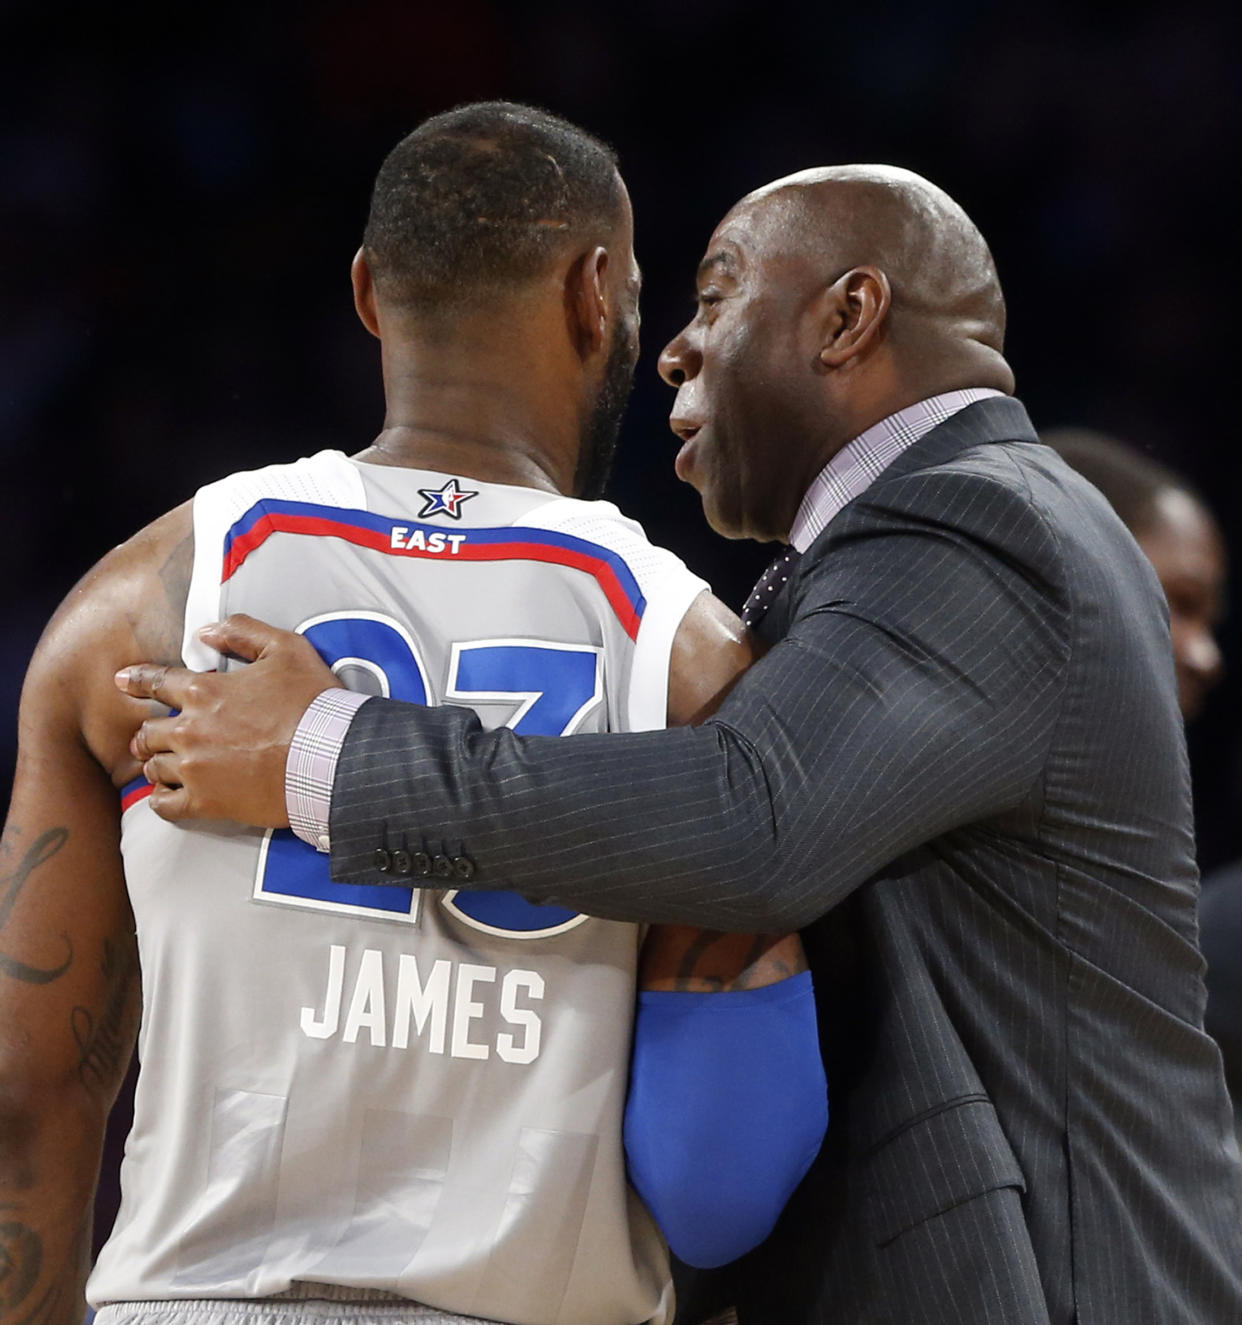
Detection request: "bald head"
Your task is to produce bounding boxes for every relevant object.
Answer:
[731,165,1009,379]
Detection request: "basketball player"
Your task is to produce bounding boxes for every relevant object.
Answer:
[0,106,825,1324]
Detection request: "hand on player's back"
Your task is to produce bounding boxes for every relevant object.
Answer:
[115,614,339,826]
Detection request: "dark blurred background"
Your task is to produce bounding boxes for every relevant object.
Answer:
[3,0,1239,1008]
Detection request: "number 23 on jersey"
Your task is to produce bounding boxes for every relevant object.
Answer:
[255,610,601,939]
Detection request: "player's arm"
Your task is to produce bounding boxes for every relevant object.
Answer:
[0,505,190,1321]
[627,592,827,1268]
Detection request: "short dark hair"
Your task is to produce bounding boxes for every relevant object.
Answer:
[1043,427,1198,536]
[363,101,624,314]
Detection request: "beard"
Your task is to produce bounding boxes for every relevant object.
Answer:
[574,311,638,501]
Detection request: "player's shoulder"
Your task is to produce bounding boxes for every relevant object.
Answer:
[193,448,363,522]
[516,490,678,567]
[519,491,647,542]
[46,499,194,661]
[519,493,696,586]
[23,498,194,779]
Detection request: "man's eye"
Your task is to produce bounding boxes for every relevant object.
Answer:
[696,290,723,310]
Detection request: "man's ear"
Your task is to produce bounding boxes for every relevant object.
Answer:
[352,247,381,339]
[815,265,892,369]
[566,246,610,361]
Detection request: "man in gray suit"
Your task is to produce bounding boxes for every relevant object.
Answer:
[122,166,1242,1322]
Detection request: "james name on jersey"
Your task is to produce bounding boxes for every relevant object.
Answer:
[300,941,544,1064]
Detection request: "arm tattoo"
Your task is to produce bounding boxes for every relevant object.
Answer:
[72,938,138,1095]
[10,1283,68,1325]
[0,1209,85,1324]
[0,831,72,986]
[725,934,787,990]
[671,932,804,992]
[4,1277,69,1325]
[672,929,734,992]
[0,1214,70,1325]
[0,1216,41,1310]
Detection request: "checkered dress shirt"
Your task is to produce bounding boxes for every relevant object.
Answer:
[286,687,369,850]
[789,388,1003,551]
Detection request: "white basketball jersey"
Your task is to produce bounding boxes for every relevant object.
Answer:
[89,451,707,1325]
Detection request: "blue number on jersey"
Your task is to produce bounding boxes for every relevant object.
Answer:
[255,613,431,925]
[441,642,601,937]
[253,617,600,938]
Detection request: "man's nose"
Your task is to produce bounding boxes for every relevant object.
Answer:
[658,326,700,388]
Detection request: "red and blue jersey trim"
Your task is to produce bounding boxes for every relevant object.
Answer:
[221,499,648,641]
[121,776,153,813]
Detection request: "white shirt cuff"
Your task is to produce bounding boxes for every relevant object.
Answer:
[285,688,371,851]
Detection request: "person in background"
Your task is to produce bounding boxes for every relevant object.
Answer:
[1045,427,1225,722]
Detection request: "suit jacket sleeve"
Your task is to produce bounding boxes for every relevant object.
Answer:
[329,462,1071,930]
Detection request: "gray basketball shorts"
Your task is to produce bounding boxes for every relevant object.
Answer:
[94,1284,503,1325]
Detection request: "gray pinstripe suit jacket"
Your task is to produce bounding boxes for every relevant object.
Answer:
[329,398,1242,1323]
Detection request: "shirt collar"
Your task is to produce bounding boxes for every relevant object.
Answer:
[788,388,1006,552]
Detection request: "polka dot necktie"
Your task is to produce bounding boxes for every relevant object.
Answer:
[741,545,801,627]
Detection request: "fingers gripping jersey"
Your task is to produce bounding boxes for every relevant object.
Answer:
[90,452,707,1325]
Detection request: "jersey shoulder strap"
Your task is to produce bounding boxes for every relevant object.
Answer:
[182,450,364,668]
[522,495,709,732]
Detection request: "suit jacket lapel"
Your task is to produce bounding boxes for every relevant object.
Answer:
[763,396,1041,635]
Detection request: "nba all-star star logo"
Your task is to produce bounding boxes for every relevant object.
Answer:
[417,478,478,520]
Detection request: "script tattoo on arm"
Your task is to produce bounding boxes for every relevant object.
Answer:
[0,831,72,986]
[72,937,138,1095]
